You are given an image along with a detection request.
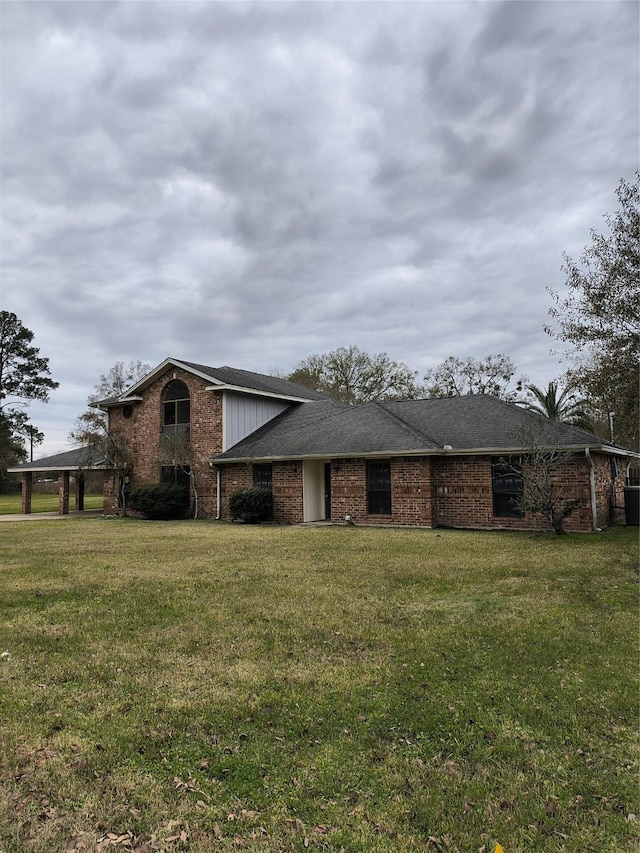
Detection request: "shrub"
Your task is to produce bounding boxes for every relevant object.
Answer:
[229,487,273,524]
[129,483,189,520]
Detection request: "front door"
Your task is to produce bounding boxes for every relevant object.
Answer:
[302,460,327,522]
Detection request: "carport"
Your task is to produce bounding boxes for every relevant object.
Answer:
[7,447,107,515]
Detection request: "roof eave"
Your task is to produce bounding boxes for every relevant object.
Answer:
[6,462,108,473]
[210,441,637,465]
[91,396,144,409]
[114,357,213,399]
[209,385,314,403]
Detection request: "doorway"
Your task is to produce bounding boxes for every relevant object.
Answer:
[302,460,330,522]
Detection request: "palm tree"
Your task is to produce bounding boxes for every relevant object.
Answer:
[523,381,592,429]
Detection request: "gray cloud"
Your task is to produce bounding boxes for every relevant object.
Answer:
[1,1,637,455]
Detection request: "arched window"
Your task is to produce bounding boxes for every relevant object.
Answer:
[162,380,190,437]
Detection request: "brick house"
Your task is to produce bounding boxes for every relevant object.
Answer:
[10,357,637,531]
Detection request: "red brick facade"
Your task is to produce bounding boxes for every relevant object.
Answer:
[105,366,224,517]
[102,364,629,532]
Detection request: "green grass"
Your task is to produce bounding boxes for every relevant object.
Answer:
[0,493,103,514]
[0,521,638,852]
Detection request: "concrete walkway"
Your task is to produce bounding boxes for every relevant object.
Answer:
[0,510,104,522]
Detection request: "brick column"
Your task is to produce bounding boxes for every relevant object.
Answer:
[21,471,33,514]
[75,473,85,511]
[58,471,70,515]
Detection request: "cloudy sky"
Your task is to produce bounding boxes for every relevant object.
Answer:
[1,1,638,457]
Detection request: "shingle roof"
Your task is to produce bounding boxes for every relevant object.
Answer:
[213,394,613,462]
[213,399,441,461]
[382,395,605,450]
[7,445,108,473]
[95,358,330,406]
[173,361,330,401]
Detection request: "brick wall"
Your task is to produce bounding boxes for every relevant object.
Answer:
[106,366,222,516]
[219,462,304,523]
[273,463,304,524]
[186,452,616,531]
[102,469,120,515]
[329,457,434,527]
[591,452,627,528]
[432,453,606,533]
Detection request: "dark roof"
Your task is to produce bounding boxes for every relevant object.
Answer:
[213,394,617,462]
[7,445,108,473]
[382,395,605,450]
[213,399,441,461]
[95,358,329,406]
[179,361,329,400]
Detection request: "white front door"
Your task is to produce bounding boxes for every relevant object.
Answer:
[302,460,326,522]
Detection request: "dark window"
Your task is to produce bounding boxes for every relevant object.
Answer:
[122,405,133,419]
[492,459,524,517]
[162,380,190,437]
[253,464,273,491]
[367,460,391,515]
[161,465,191,488]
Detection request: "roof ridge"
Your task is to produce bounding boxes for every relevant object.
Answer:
[374,401,440,449]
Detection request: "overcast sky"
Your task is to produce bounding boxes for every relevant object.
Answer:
[1,1,638,457]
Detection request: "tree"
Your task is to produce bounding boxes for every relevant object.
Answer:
[70,360,150,446]
[156,432,199,519]
[423,354,526,401]
[0,412,26,491]
[523,381,591,430]
[547,173,640,449]
[0,311,58,475]
[69,360,149,514]
[288,345,424,405]
[503,424,584,534]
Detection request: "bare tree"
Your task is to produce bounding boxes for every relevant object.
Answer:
[424,354,526,401]
[504,424,584,534]
[70,360,150,446]
[288,345,424,404]
[156,433,199,519]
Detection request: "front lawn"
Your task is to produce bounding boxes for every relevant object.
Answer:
[0,493,104,514]
[0,521,637,852]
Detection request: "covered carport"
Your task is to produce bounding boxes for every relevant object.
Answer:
[7,447,107,516]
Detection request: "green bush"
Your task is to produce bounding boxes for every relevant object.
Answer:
[229,487,274,524]
[129,483,189,520]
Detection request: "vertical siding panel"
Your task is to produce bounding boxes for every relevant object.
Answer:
[223,392,290,450]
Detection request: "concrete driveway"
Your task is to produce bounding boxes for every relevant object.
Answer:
[0,510,104,522]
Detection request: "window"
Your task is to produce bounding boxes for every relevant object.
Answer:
[253,464,273,491]
[367,460,391,515]
[492,458,524,517]
[161,465,191,488]
[162,380,190,437]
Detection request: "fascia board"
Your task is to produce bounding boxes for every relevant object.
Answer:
[91,396,144,409]
[598,446,640,459]
[120,357,220,399]
[122,357,177,397]
[206,384,313,403]
[96,358,222,405]
[210,443,629,465]
[6,462,108,473]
